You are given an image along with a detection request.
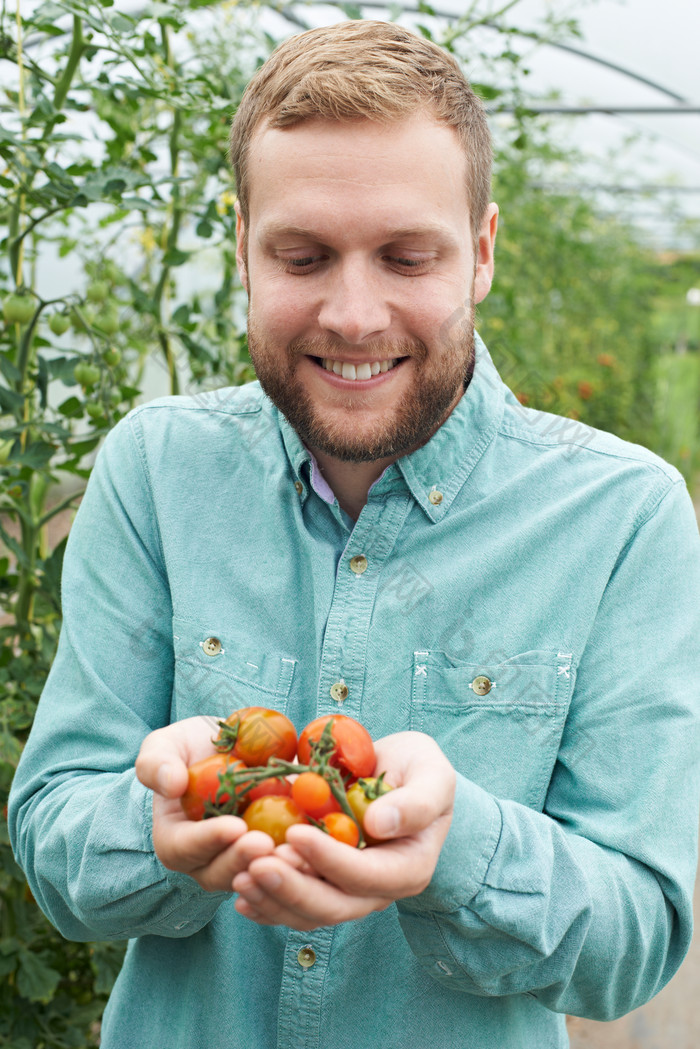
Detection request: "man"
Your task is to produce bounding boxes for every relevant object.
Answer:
[9,20,700,1049]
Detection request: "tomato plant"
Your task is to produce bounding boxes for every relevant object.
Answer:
[217,706,297,766]
[180,753,246,821]
[242,796,308,845]
[297,715,375,779]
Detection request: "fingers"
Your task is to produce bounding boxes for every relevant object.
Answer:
[233,854,389,930]
[136,715,221,798]
[152,794,279,892]
[284,821,447,899]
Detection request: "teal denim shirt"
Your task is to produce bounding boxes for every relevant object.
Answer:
[9,335,700,1049]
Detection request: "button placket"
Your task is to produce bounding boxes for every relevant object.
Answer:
[316,497,412,722]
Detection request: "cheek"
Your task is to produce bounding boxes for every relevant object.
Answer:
[249,281,317,339]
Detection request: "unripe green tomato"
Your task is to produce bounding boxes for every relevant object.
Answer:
[86,281,109,304]
[95,309,119,336]
[74,362,101,386]
[103,346,122,367]
[107,388,122,406]
[48,313,70,336]
[86,401,105,420]
[3,294,34,325]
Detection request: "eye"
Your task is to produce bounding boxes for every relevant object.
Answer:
[282,256,324,273]
[386,256,432,273]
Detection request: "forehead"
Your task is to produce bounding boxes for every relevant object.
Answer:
[245,115,471,236]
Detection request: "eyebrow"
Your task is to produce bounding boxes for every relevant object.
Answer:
[257,221,456,244]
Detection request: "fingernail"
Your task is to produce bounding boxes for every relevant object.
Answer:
[372,805,399,837]
[156,763,172,795]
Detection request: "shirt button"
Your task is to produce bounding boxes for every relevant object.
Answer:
[470,675,493,695]
[330,681,348,703]
[429,489,444,505]
[349,554,368,575]
[297,946,316,968]
[202,637,222,657]
[294,481,303,495]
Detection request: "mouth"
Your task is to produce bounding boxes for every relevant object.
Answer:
[311,356,406,382]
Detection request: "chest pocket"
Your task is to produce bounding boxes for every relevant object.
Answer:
[171,617,297,722]
[410,650,574,810]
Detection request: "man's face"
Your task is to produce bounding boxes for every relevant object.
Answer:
[236,114,497,463]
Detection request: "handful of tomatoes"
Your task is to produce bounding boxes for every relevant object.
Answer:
[180,706,392,849]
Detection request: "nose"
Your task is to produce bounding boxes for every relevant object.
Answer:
[317,257,391,345]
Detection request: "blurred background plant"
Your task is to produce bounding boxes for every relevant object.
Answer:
[0,1,697,1044]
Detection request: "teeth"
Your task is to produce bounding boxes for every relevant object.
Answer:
[321,358,398,380]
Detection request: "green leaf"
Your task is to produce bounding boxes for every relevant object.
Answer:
[66,436,100,456]
[58,396,84,418]
[49,356,81,384]
[16,950,61,1003]
[14,442,56,469]
[0,354,22,385]
[163,248,191,267]
[0,386,24,415]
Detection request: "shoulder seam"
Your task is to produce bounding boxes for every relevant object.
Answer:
[497,420,681,483]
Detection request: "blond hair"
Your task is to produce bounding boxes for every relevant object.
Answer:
[229,20,492,242]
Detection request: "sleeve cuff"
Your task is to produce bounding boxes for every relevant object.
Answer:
[399,772,502,914]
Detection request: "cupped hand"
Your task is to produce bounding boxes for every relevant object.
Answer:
[232,731,456,930]
[135,716,278,893]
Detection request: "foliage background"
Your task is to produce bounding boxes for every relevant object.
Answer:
[0,1,698,1044]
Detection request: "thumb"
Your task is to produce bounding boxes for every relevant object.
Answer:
[364,771,455,842]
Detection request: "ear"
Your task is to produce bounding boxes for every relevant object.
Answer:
[473,203,498,305]
[234,200,249,294]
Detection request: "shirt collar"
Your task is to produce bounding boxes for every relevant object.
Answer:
[276,332,506,521]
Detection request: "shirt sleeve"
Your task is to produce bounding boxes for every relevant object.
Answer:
[8,413,230,942]
[397,478,700,1020]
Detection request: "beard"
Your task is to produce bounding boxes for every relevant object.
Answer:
[246,310,475,464]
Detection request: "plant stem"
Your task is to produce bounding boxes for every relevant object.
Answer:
[52,15,83,114]
[152,22,183,396]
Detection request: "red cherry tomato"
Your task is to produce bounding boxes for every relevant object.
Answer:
[291,771,342,819]
[320,811,360,847]
[242,795,308,845]
[218,706,297,766]
[180,754,246,821]
[297,715,375,779]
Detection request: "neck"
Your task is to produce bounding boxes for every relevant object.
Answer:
[309,450,394,521]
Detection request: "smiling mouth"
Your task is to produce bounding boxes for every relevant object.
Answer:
[313,357,404,381]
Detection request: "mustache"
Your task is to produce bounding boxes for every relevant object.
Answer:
[287,332,428,361]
